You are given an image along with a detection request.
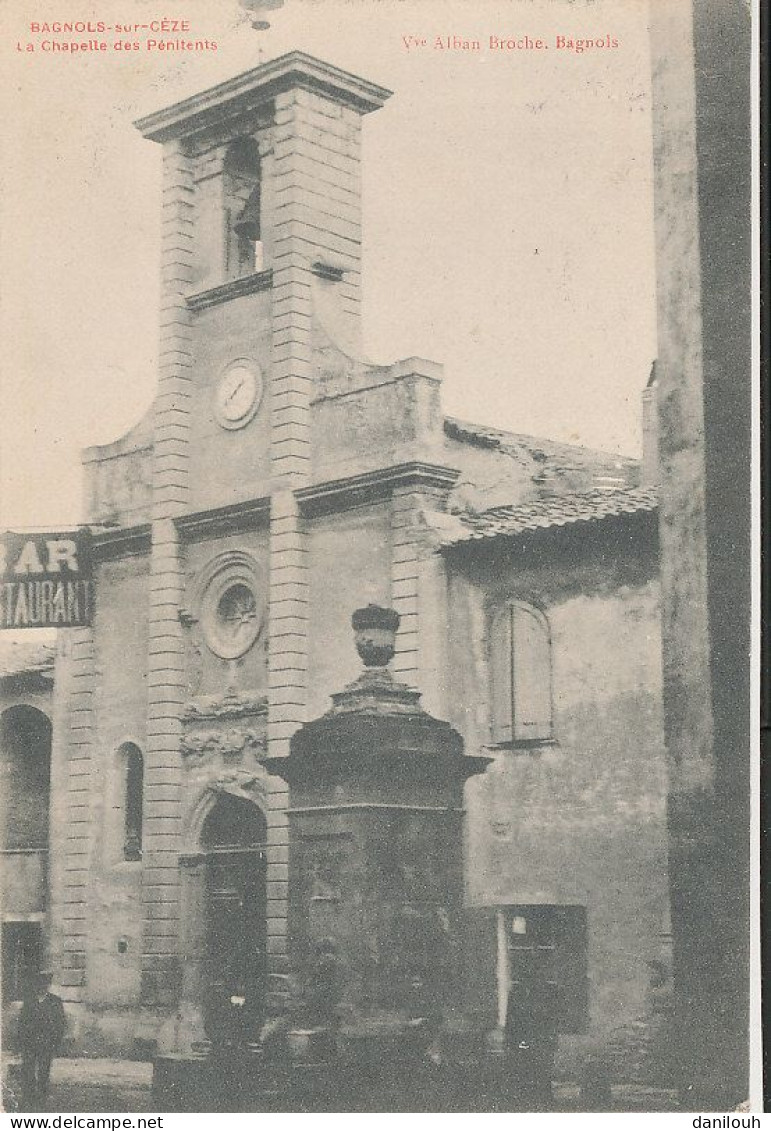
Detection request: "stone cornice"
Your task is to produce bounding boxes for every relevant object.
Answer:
[82,441,153,466]
[186,269,273,312]
[93,468,460,553]
[134,51,393,144]
[296,462,461,518]
[91,523,151,559]
[176,497,271,541]
[170,466,459,536]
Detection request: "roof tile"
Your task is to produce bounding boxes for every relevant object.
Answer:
[440,486,658,546]
[0,639,56,678]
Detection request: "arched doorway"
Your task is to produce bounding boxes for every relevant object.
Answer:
[200,793,267,1040]
[0,706,52,1002]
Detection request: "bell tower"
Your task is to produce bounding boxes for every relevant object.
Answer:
[133,55,392,1007]
[135,52,392,509]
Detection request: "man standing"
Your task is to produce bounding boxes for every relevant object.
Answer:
[17,973,66,1109]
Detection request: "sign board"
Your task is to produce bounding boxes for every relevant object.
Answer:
[1,530,93,629]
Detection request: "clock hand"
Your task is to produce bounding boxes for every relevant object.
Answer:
[225,378,246,405]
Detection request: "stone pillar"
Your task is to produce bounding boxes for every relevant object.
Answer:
[58,626,95,1003]
[265,490,307,986]
[155,853,209,1062]
[272,87,365,350]
[390,474,455,709]
[143,137,195,1005]
[177,853,209,1052]
[48,634,72,983]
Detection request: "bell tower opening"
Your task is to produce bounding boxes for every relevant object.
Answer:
[200,794,267,1041]
[222,137,262,279]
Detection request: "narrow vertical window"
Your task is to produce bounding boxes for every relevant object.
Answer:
[124,744,143,862]
[223,137,261,280]
[490,602,552,743]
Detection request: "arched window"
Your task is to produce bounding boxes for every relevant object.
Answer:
[121,744,144,861]
[223,137,261,279]
[489,602,553,744]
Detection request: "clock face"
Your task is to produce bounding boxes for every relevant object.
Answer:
[214,362,262,429]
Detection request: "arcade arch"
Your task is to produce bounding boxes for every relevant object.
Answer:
[0,705,52,1001]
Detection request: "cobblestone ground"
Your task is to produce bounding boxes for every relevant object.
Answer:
[2,1060,153,1114]
[3,1058,679,1114]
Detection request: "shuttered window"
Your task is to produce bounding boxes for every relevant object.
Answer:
[490,602,552,744]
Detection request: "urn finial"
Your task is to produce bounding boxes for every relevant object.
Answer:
[351,605,400,668]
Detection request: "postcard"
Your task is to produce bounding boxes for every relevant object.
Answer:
[0,0,759,1117]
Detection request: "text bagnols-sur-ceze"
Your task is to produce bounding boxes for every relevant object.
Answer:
[404,34,620,53]
[28,20,191,32]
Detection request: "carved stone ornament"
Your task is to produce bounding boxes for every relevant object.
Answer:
[181,687,267,764]
[182,690,268,722]
[210,768,263,795]
[351,605,400,667]
[181,726,266,762]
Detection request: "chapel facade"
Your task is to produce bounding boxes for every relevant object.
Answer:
[1,52,668,1073]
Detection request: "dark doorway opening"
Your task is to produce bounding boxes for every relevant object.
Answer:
[1,922,43,1004]
[1,706,52,853]
[200,794,267,1043]
[1,707,52,1007]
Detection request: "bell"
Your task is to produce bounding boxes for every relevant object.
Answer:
[233,186,260,242]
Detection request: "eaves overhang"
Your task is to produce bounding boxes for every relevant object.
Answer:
[134,50,393,143]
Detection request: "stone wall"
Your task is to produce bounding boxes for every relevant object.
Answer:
[649,0,752,1102]
[85,557,149,1018]
[445,521,667,1066]
[305,503,391,719]
[186,291,272,512]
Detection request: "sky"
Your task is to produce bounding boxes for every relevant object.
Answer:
[1,0,657,528]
